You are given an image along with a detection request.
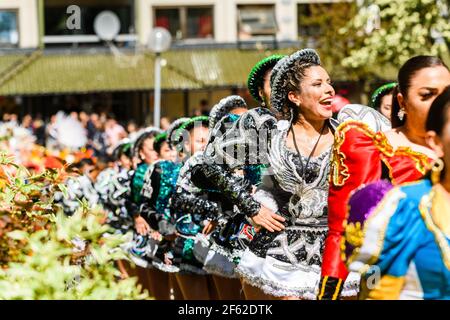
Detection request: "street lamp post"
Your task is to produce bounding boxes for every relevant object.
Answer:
[148,27,172,128]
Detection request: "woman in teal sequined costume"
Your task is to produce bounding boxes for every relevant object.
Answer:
[138,132,184,299]
[124,127,161,297]
[169,115,222,300]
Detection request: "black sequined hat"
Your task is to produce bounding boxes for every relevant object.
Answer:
[270,49,321,116]
[209,95,247,130]
[166,117,189,149]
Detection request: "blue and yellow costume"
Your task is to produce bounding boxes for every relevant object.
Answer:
[344,178,450,300]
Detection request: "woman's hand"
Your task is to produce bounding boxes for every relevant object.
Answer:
[202,220,218,235]
[134,215,150,235]
[164,253,173,265]
[150,231,162,241]
[250,206,286,232]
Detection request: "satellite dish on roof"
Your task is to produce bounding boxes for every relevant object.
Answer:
[94,11,121,41]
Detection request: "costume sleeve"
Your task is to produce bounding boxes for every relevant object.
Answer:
[171,155,220,221]
[125,194,139,218]
[205,107,277,169]
[140,164,161,230]
[126,165,148,218]
[319,121,384,299]
[336,104,392,133]
[170,191,220,221]
[190,163,261,217]
[195,107,276,217]
[348,185,425,300]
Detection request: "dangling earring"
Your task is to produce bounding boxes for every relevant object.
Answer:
[431,158,444,185]
[397,108,406,121]
[261,100,266,107]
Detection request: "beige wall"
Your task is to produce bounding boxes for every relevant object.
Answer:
[137,0,347,45]
[0,0,346,49]
[0,0,39,49]
[137,0,306,45]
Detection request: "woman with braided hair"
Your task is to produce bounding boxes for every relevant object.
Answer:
[167,116,220,299]
[128,132,178,300]
[201,49,336,299]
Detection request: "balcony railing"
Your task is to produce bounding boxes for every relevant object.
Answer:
[43,34,137,44]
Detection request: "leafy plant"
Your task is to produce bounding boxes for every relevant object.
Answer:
[342,0,450,69]
[0,152,148,300]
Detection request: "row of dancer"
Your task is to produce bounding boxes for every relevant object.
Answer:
[90,49,450,300]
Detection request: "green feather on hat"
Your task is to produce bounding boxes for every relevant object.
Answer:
[370,82,397,109]
[247,54,286,103]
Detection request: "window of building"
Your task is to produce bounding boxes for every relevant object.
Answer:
[237,5,277,41]
[43,0,135,46]
[154,6,214,41]
[298,2,354,48]
[0,10,19,47]
[297,3,322,38]
[154,8,180,39]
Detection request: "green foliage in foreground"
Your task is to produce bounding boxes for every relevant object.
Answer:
[0,153,148,300]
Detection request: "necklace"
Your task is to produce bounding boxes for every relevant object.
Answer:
[285,121,327,225]
[290,122,327,180]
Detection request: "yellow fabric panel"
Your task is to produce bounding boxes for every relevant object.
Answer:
[360,274,405,300]
[430,185,450,237]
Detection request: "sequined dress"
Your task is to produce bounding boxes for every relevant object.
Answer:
[139,160,182,272]
[188,114,261,277]
[170,152,223,275]
[125,163,154,268]
[95,167,133,234]
[204,107,334,298]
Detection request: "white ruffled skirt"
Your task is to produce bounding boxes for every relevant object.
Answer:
[236,249,320,299]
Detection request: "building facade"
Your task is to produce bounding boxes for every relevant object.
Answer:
[0,0,361,124]
[1,0,346,48]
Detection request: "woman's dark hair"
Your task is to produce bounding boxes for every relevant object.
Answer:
[426,86,450,136]
[391,56,449,128]
[270,49,321,123]
[153,132,168,154]
[114,142,132,160]
[287,60,318,122]
[133,130,159,160]
[375,89,394,112]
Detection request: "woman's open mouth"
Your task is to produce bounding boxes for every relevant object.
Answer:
[319,98,334,108]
